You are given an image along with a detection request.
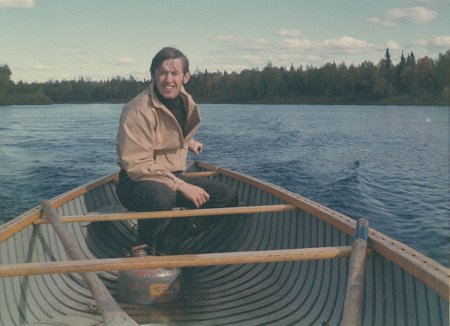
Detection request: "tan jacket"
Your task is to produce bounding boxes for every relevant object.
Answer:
[116,82,201,191]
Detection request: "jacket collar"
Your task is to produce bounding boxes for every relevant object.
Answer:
[148,80,191,111]
[147,80,201,140]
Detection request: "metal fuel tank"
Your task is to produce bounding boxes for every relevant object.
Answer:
[117,245,182,305]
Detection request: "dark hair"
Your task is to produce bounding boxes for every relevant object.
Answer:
[150,47,189,78]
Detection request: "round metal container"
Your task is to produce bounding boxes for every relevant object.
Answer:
[117,267,182,305]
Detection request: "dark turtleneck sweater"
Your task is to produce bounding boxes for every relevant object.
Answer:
[154,87,188,137]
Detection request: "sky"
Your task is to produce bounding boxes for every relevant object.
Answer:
[0,0,448,83]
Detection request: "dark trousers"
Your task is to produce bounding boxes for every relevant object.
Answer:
[116,170,238,254]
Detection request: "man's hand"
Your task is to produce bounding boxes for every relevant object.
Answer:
[177,182,210,208]
[189,140,203,156]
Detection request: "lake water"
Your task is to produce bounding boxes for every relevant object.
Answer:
[0,103,448,267]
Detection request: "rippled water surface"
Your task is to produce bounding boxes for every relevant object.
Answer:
[0,103,448,266]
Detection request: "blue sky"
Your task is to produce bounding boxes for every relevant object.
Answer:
[0,0,448,82]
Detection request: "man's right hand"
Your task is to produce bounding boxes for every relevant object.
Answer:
[177,182,210,208]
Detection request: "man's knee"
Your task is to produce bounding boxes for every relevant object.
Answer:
[147,185,176,211]
[118,179,175,212]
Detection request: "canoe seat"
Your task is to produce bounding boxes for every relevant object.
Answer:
[89,205,189,214]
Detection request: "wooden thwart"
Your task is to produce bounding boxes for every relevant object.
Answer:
[34,204,297,224]
[0,245,353,278]
[182,171,217,177]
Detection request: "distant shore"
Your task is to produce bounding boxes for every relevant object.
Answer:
[1,48,449,107]
[1,94,447,107]
[201,95,448,107]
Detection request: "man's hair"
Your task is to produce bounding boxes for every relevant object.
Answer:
[150,47,189,78]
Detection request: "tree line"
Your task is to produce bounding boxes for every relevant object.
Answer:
[0,49,448,106]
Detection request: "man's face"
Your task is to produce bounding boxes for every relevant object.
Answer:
[154,58,190,99]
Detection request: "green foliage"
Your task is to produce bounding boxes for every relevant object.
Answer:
[40,76,147,104]
[0,49,449,106]
[0,93,52,105]
[188,49,448,105]
[0,65,13,99]
[0,65,52,105]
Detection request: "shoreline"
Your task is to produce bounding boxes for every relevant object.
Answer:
[1,97,448,107]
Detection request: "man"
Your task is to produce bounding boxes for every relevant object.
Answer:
[116,47,238,254]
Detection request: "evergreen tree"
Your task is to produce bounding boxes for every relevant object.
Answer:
[434,50,450,102]
[396,51,408,94]
[385,48,392,70]
[0,65,13,98]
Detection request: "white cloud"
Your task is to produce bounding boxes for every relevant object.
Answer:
[0,0,34,8]
[116,57,136,65]
[205,33,378,72]
[323,36,368,49]
[203,27,447,73]
[385,40,400,50]
[367,7,437,26]
[415,36,450,48]
[431,36,450,47]
[387,7,437,23]
[277,29,302,37]
[366,16,396,27]
[283,38,318,49]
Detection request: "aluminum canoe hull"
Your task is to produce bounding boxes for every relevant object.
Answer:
[0,162,448,325]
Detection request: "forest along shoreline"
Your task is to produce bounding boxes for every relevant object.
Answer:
[1,49,448,106]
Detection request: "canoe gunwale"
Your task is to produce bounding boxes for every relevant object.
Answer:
[0,172,119,244]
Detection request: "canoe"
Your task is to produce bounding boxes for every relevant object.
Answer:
[0,161,448,326]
